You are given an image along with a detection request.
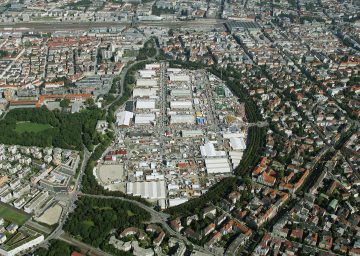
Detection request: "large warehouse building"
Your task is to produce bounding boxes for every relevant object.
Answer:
[135,113,156,125]
[205,158,231,174]
[170,114,195,124]
[171,89,191,97]
[136,79,158,87]
[136,99,156,109]
[229,151,243,168]
[116,111,134,126]
[133,88,158,98]
[170,101,192,109]
[200,142,226,158]
[229,137,246,151]
[126,180,166,200]
[169,74,190,82]
[139,69,156,78]
[145,63,160,70]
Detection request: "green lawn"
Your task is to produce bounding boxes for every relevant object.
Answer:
[123,50,138,58]
[15,122,52,133]
[0,203,31,225]
[127,210,135,217]
[81,220,95,228]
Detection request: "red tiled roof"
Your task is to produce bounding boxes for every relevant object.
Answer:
[9,100,38,106]
[71,252,84,256]
[262,172,276,185]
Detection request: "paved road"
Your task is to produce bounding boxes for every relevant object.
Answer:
[28,148,91,242]
[0,19,225,32]
[79,193,169,222]
[104,38,159,113]
[27,148,112,256]
[26,219,52,234]
[247,121,268,128]
[26,35,212,255]
[210,203,248,256]
[270,233,343,256]
[79,193,215,255]
[45,148,92,242]
[230,23,342,254]
[239,146,331,255]
[27,220,110,256]
[59,233,112,256]
[0,109,8,121]
[0,48,25,78]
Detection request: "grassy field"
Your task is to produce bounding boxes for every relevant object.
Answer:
[123,50,138,58]
[15,122,52,133]
[0,203,31,225]
[127,210,135,217]
[81,220,95,228]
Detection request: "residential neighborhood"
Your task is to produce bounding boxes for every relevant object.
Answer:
[0,0,358,255]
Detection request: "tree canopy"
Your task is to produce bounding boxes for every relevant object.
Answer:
[64,197,151,248]
[60,99,71,108]
[35,240,79,256]
[0,107,104,150]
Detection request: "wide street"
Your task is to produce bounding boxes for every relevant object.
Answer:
[0,18,225,32]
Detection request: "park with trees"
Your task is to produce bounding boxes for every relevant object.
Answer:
[0,107,104,150]
[136,38,157,61]
[35,240,80,256]
[64,197,151,248]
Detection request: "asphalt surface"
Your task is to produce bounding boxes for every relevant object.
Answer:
[13,18,353,255]
[59,233,112,256]
[0,19,225,32]
[27,147,112,256]
[79,193,215,255]
[104,42,159,112]
[47,148,92,241]
[0,48,25,78]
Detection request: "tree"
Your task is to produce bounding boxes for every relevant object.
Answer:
[0,107,104,150]
[23,41,33,48]
[60,99,70,108]
[85,98,96,108]
[0,50,8,58]
[35,240,75,256]
[63,197,151,248]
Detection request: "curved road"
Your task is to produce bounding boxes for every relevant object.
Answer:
[79,193,215,255]
[24,36,216,255]
[104,38,159,112]
[29,41,214,255]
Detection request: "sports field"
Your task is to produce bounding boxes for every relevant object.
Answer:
[0,203,31,225]
[15,122,52,133]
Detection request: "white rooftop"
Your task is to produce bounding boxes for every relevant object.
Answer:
[229,137,246,151]
[136,99,156,109]
[116,111,134,126]
[126,180,166,199]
